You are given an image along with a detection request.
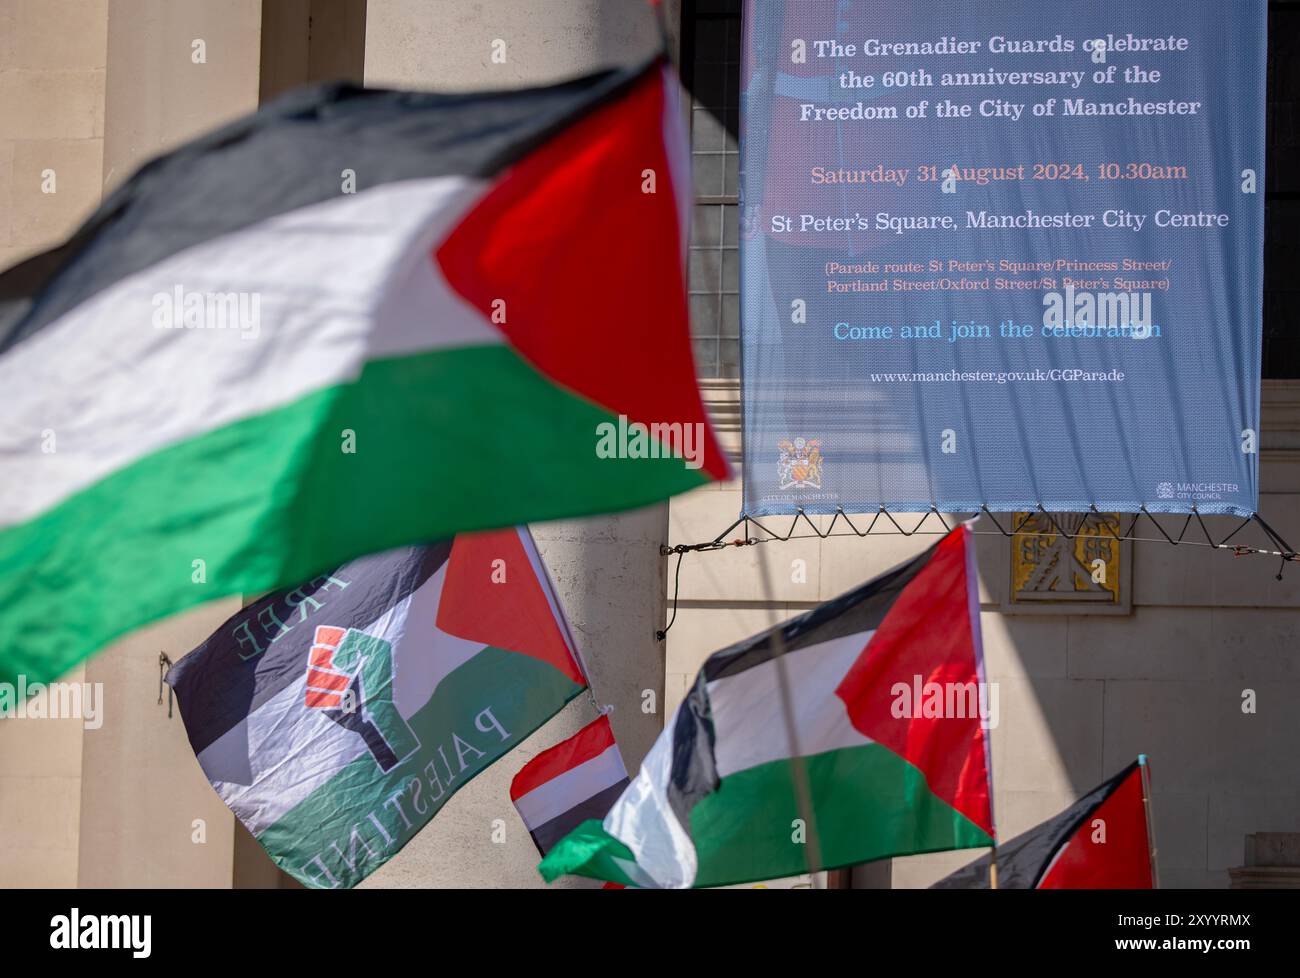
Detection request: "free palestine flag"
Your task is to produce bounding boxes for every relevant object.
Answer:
[933,758,1155,889]
[511,713,631,857]
[167,526,588,889]
[0,58,725,690]
[541,525,995,888]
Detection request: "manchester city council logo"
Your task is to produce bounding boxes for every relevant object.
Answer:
[778,437,824,490]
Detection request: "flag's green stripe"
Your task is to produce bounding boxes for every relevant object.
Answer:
[690,743,992,887]
[260,644,584,888]
[543,743,992,888]
[0,344,709,687]
[538,818,641,887]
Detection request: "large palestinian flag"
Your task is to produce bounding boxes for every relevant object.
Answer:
[933,758,1155,889]
[0,59,724,690]
[541,525,995,888]
[167,527,588,889]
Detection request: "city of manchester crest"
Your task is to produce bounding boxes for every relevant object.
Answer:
[778,437,823,490]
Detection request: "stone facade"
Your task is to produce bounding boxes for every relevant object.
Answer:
[0,0,1293,889]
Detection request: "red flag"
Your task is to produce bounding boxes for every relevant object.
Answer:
[933,758,1155,889]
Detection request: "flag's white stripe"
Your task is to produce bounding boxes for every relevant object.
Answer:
[611,856,661,889]
[597,630,877,889]
[602,701,699,889]
[1,176,497,528]
[513,743,627,830]
[197,560,485,836]
[707,630,876,779]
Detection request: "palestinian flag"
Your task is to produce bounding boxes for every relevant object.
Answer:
[0,59,724,691]
[933,758,1155,889]
[166,526,588,889]
[511,714,630,857]
[540,524,995,888]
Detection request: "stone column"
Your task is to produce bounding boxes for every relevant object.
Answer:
[359,0,676,888]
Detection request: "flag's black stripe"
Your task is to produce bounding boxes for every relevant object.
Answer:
[529,779,631,856]
[667,670,720,830]
[166,542,451,758]
[666,540,943,830]
[929,760,1142,889]
[701,540,940,682]
[0,59,657,356]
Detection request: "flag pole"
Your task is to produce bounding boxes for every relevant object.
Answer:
[644,0,676,66]
[754,541,825,888]
[1139,754,1160,888]
[646,0,673,64]
[962,518,999,890]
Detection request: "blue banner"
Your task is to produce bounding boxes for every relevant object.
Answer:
[740,0,1266,516]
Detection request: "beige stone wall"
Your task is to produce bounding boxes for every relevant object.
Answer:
[100,0,263,193]
[76,610,241,888]
[0,665,88,887]
[0,0,107,270]
[0,0,110,887]
[667,381,1300,888]
[363,0,667,91]
[258,0,366,103]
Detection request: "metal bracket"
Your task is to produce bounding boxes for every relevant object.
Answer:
[158,652,174,718]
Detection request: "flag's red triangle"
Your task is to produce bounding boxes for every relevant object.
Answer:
[1038,763,1153,888]
[437,528,586,686]
[835,527,994,837]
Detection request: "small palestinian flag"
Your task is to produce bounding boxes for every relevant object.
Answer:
[0,59,725,691]
[540,524,995,889]
[167,527,588,889]
[933,758,1155,889]
[511,714,630,857]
